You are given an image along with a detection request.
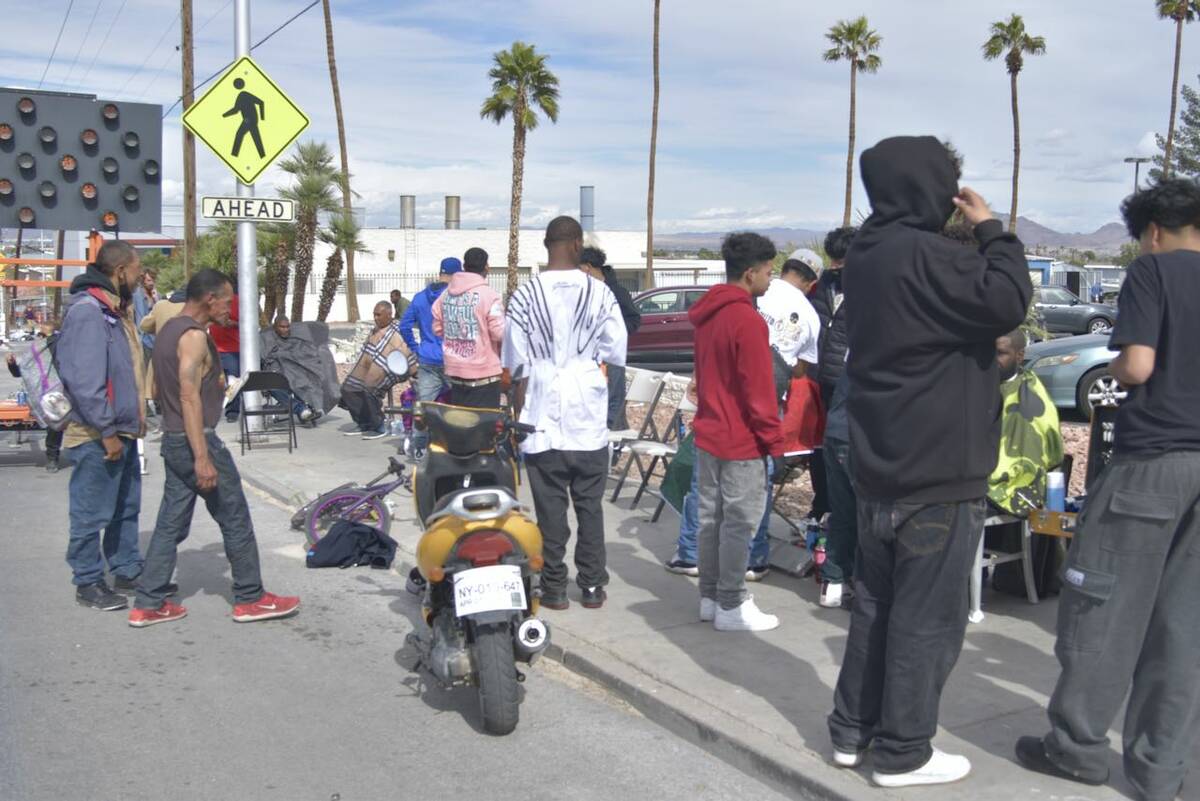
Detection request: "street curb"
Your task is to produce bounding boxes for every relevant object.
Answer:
[543,628,873,801]
[243,464,874,801]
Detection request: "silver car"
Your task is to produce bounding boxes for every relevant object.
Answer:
[1033,287,1117,335]
[1024,333,1127,418]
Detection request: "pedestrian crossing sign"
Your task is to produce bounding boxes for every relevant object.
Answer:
[182,56,310,185]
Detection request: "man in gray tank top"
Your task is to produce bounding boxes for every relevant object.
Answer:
[130,269,300,627]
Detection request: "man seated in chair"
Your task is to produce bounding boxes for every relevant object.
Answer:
[339,301,416,440]
[260,316,330,426]
[988,328,1064,517]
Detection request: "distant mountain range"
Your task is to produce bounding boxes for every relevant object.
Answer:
[656,217,1129,254]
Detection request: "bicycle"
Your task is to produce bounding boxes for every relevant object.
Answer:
[294,455,409,546]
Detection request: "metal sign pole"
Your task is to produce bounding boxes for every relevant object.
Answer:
[234,0,261,426]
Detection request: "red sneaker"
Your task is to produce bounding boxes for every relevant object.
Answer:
[128,600,188,628]
[232,591,300,623]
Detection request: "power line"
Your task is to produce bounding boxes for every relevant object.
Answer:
[37,0,77,89]
[116,11,180,96]
[162,0,321,118]
[78,0,127,86]
[61,0,105,89]
[137,0,232,102]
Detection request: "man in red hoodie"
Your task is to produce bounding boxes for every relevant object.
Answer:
[689,232,785,632]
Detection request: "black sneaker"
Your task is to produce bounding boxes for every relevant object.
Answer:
[405,567,427,595]
[581,586,607,609]
[540,591,569,611]
[1014,736,1108,786]
[664,559,700,577]
[112,576,178,596]
[76,581,128,611]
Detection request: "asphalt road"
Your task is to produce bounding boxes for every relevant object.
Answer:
[0,430,792,801]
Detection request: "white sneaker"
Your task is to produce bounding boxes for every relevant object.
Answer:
[820,581,844,608]
[872,748,971,788]
[299,407,315,422]
[699,597,716,622]
[833,750,864,768]
[713,596,779,632]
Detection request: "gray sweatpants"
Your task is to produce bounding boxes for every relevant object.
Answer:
[696,447,769,610]
[1043,451,1200,801]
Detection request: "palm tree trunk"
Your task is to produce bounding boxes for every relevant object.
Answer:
[291,212,315,321]
[1165,15,1185,177]
[1009,70,1021,234]
[843,62,857,227]
[322,0,358,323]
[507,103,526,299]
[644,0,661,290]
[273,238,291,319]
[317,250,343,322]
[263,259,277,322]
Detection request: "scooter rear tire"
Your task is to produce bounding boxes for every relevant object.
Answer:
[474,622,520,735]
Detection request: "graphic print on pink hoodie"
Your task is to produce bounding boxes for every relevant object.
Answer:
[431,271,505,380]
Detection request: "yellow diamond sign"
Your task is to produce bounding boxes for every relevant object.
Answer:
[182,56,309,185]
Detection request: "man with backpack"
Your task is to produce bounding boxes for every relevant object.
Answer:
[56,241,148,611]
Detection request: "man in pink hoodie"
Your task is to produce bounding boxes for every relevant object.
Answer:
[432,247,506,408]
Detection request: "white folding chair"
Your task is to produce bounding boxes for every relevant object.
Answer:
[968,513,1039,624]
[608,370,671,500]
[625,374,691,510]
[649,383,698,521]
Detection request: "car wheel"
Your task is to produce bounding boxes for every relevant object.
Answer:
[1077,367,1128,419]
[1087,317,1113,335]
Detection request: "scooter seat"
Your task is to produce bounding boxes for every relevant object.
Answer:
[426,486,521,526]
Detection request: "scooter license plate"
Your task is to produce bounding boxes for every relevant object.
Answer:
[453,565,526,617]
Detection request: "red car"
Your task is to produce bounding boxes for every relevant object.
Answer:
[626,286,711,372]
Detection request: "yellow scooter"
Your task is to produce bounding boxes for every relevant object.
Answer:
[408,402,549,735]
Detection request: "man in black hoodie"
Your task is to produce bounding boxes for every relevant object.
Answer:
[827,136,1032,787]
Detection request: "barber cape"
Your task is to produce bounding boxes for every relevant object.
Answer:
[260,324,340,412]
[988,368,1064,516]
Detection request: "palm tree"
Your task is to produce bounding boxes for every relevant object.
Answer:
[316,212,370,322]
[984,14,1047,234]
[320,0,360,323]
[644,0,662,289]
[824,17,882,227]
[260,222,295,322]
[279,142,339,321]
[481,42,560,297]
[1158,1,1200,176]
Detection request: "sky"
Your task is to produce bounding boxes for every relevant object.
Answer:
[0,0,1194,236]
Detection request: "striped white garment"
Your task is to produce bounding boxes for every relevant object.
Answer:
[503,269,627,454]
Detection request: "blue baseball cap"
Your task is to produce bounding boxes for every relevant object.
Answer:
[440,257,462,275]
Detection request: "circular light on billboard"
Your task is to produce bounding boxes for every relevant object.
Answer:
[122,131,139,149]
[101,157,118,175]
[39,181,56,199]
[102,210,119,228]
[17,97,35,116]
[60,154,77,172]
[0,178,13,196]
[0,123,13,141]
[81,129,98,146]
[38,126,56,144]
[142,159,160,178]
[18,206,35,224]
[17,152,34,170]
[81,182,97,200]
[102,103,119,121]
[122,185,139,203]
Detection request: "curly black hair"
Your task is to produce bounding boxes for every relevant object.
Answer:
[580,245,606,270]
[721,232,776,281]
[823,226,858,261]
[1120,178,1200,239]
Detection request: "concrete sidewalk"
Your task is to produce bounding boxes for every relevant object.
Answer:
[229,409,1198,801]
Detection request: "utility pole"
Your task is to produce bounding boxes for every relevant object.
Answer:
[1123,156,1151,194]
[234,0,261,424]
[182,0,196,280]
[52,230,64,322]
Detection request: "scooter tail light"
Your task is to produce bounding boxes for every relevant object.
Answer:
[456,530,514,567]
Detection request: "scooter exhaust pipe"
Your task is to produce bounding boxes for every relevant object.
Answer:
[515,618,550,660]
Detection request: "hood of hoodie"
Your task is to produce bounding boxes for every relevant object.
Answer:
[445,272,488,296]
[69,265,119,297]
[687,284,752,327]
[859,136,959,233]
[422,281,448,304]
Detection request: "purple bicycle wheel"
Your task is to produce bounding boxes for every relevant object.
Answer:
[305,491,391,547]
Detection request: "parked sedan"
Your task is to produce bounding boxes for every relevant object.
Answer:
[1024,333,1125,418]
[1034,286,1117,335]
[626,286,710,372]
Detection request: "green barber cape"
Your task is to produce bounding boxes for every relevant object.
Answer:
[988,369,1064,516]
[660,430,696,514]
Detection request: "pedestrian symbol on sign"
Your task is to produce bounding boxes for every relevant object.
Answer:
[224,78,266,159]
[182,55,309,185]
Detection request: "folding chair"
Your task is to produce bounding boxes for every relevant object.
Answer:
[624,374,690,510]
[236,371,298,455]
[608,369,670,501]
[648,381,698,521]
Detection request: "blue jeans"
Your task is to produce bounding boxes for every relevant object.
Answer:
[412,363,447,451]
[220,352,240,416]
[268,389,307,417]
[66,439,144,585]
[675,456,772,567]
